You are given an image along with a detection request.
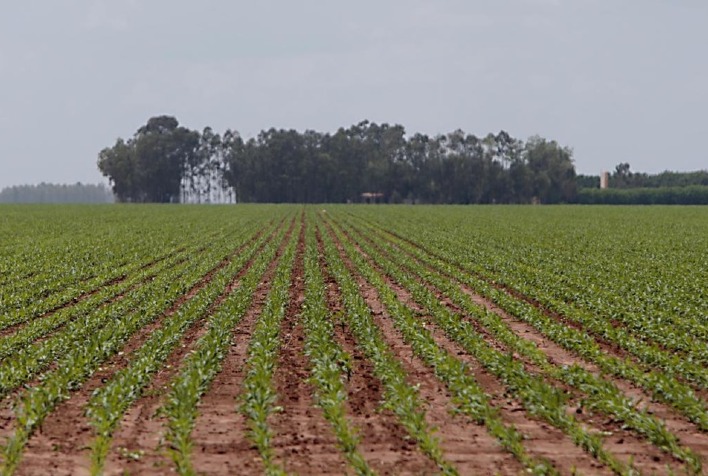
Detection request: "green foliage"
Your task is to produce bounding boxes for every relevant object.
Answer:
[318,219,458,475]
[238,218,300,475]
[336,204,708,474]
[0,183,114,203]
[340,213,702,473]
[159,217,293,475]
[86,219,276,475]
[224,125,577,204]
[577,186,708,204]
[301,215,374,475]
[98,116,200,203]
[323,216,557,474]
[0,205,286,475]
[1,204,706,475]
[97,117,581,204]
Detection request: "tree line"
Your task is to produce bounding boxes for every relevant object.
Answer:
[575,163,708,204]
[577,163,708,189]
[0,183,114,204]
[97,116,577,204]
[576,186,708,205]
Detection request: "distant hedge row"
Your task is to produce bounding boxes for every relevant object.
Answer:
[576,186,708,205]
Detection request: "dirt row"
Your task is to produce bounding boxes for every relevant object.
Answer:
[0,242,197,339]
[376,219,708,428]
[2,213,706,475]
[2,222,281,475]
[333,216,708,474]
[378,222,708,398]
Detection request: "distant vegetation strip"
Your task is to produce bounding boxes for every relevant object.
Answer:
[0,183,114,203]
[576,185,708,204]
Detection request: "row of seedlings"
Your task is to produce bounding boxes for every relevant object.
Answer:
[352,213,708,432]
[161,216,296,475]
[317,219,459,476]
[0,222,259,474]
[300,215,373,475]
[0,237,214,362]
[86,217,283,474]
[238,218,301,476]
[324,215,633,475]
[339,214,702,474]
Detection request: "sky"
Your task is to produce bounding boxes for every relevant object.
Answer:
[1,0,707,190]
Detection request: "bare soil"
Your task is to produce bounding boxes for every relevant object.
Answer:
[371,223,708,466]
[9,227,275,476]
[1,214,705,476]
[269,222,349,474]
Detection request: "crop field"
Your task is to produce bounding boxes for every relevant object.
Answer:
[0,204,706,475]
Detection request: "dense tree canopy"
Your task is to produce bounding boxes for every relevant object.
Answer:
[574,164,708,204]
[608,163,708,189]
[98,116,581,204]
[98,116,200,203]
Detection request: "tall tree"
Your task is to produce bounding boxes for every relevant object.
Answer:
[98,116,199,203]
[524,136,577,203]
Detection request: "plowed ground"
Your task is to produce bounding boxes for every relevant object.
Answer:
[1,209,706,476]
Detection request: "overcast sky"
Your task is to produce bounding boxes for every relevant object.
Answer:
[1,0,706,189]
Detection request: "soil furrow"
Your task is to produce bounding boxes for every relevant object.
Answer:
[269,220,348,474]
[376,225,708,398]
[357,236,680,475]
[347,219,708,474]
[370,222,708,441]
[454,284,708,458]
[315,232,443,475]
[328,219,612,475]
[0,254,198,459]
[374,226,646,361]
[358,237,697,472]
[14,229,270,476]
[186,219,297,476]
[0,249,195,354]
[0,245,191,338]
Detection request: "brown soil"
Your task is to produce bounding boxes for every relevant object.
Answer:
[186,219,296,476]
[12,227,274,476]
[375,229,704,470]
[455,284,708,462]
[103,221,290,476]
[366,225,708,466]
[4,212,705,476]
[317,235,444,475]
[346,220,708,474]
[0,245,192,339]
[381,225,708,400]
[269,221,349,474]
[325,221,610,475]
[0,253,201,467]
